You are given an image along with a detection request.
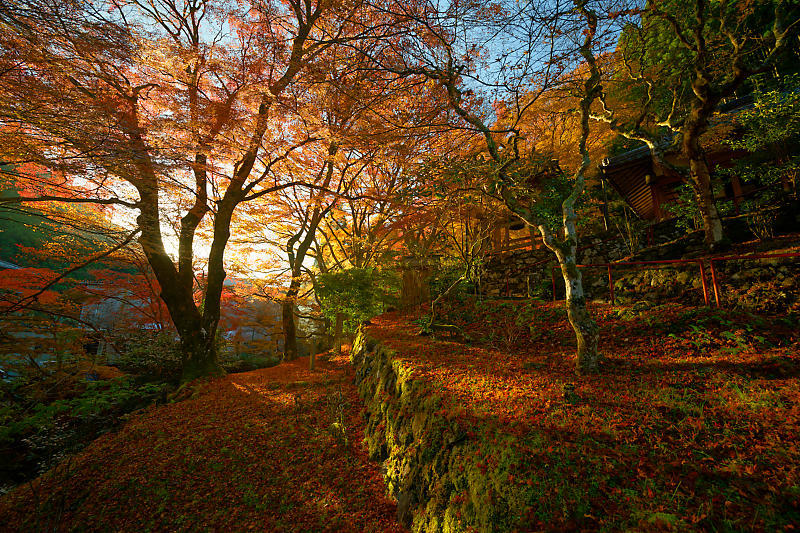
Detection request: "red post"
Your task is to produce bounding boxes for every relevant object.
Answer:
[697,260,710,306]
[607,264,615,305]
[552,252,800,309]
[709,259,721,308]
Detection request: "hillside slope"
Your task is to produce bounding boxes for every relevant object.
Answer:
[353,302,800,531]
[0,355,403,532]
[3,300,798,532]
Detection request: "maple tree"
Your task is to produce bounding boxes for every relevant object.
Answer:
[257,138,353,364]
[0,0,384,380]
[313,152,411,273]
[234,66,428,364]
[595,0,800,247]
[359,0,638,373]
[306,152,413,349]
[401,149,501,324]
[2,1,800,530]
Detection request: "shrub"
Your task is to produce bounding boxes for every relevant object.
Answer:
[0,377,169,492]
[113,330,182,382]
[316,268,399,332]
[221,353,279,374]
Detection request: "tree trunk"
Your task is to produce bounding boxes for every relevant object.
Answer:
[322,315,333,351]
[180,330,219,382]
[333,312,344,353]
[682,38,725,248]
[540,227,600,375]
[561,261,599,374]
[282,294,298,360]
[136,184,222,382]
[687,150,724,246]
[400,263,429,309]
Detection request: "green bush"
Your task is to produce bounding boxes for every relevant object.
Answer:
[221,353,279,374]
[316,268,399,332]
[429,261,476,303]
[663,183,703,233]
[717,75,800,238]
[0,377,169,491]
[114,330,182,381]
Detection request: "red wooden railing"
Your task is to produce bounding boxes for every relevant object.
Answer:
[708,251,800,307]
[548,251,800,308]
[552,258,711,305]
[502,235,539,253]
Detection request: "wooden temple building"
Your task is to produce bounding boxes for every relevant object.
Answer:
[597,95,781,222]
[599,142,751,221]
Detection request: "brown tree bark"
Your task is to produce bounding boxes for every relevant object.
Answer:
[333,312,344,353]
[685,131,724,245]
[282,291,299,360]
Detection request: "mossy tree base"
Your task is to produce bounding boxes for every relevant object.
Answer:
[180,356,225,383]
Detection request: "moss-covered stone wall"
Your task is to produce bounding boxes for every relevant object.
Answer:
[483,225,693,300]
[351,330,540,532]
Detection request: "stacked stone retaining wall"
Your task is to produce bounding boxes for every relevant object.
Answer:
[351,330,539,532]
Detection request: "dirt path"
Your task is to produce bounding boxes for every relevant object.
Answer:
[0,354,403,532]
